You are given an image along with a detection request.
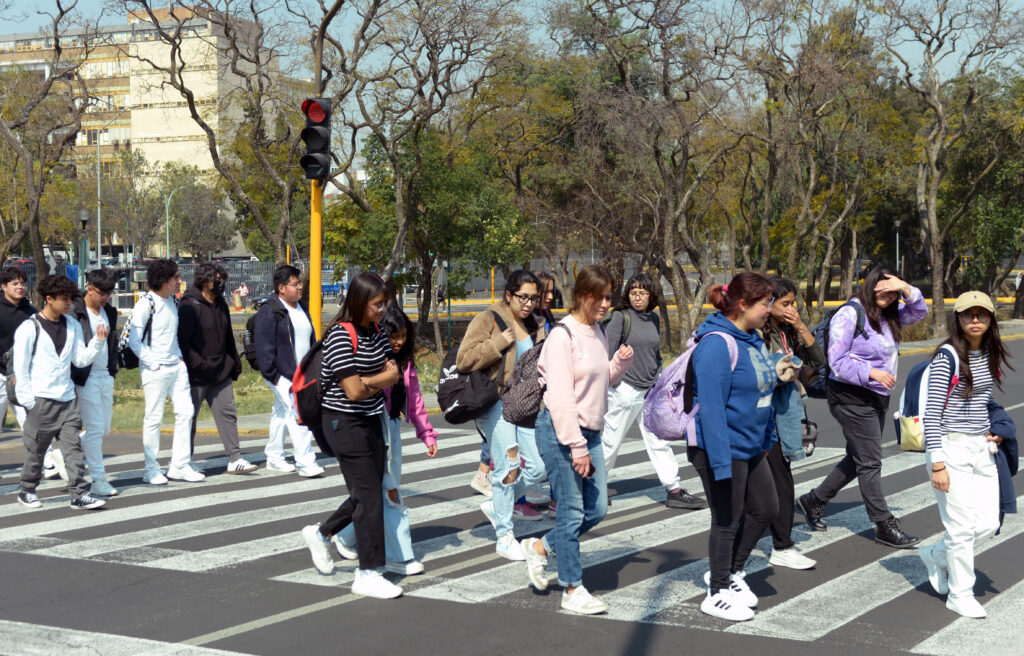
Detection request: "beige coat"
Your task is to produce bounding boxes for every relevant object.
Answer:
[455,302,547,390]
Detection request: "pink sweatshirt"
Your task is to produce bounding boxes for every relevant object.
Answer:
[383,361,439,448]
[539,315,632,459]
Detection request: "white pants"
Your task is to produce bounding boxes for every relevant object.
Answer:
[265,377,316,468]
[0,373,26,430]
[928,432,1001,599]
[141,361,193,475]
[602,381,680,490]
[76,371,114,481]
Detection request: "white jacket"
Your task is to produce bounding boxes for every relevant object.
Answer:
[13,314,104,409]
[128,291,182,369]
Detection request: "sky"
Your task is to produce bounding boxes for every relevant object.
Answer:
[0,0,109,36]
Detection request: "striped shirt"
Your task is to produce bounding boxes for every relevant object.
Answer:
[923,348,993,456]
[321,322,390,415]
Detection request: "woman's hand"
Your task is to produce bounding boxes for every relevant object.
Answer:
[781,306,806,331]
[875,274,911,299]
[986,432,1004,446]
[572,454,592,477]
[869,368,896,390]
[616,344,633,360]
[426,444,438,458]
[931,468,950,493]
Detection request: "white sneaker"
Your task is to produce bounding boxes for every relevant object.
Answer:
[919,545,949,595]
[524,484,551,506]
[143,472,168,486]
[700,588,755,621]
[561,586,608,615]
[297,463,325,478]
[351,569,402,599]
[385,560,425,576]
[704,570,758,608]
[769,547,817,570]
[266,459,296,473]
[520,537,549,590]
[167,465,206,482]
[331,534,358,560]
[496,532,525,561]
[226,459,258,474]
[480,500,497,530]
[470,471,492,498]
[946,595,986,619]
[301,524,335,574]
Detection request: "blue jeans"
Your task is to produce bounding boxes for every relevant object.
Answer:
[339,416,415,563]
[476,400,546,537]
[536,407,607,588]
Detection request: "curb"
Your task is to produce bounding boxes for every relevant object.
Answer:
[900,331,1024,356]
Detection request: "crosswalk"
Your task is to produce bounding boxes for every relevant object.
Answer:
[2,423,1024,655]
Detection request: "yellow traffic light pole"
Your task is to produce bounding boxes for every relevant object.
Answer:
[310,178,323,339]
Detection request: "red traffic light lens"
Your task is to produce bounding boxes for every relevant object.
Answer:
[302,99,326,123]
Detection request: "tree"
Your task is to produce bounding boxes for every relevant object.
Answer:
[160,162,237,258]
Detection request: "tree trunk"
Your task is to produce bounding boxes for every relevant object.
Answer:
[416,247,434,337]
[431,265,443,360]
[840,227,855,301]
[1013,278,1024,319]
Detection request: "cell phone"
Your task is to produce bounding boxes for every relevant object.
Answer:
[586,463,595,478]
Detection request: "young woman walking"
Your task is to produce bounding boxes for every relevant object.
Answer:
[534,271,558,333]
[457,270,549,560]
[521,265,633,615]
[799,265,929,548]
[300,273,402,599]
[601,272,703,510]
[919,291,1013,619]
[687,272,779,622]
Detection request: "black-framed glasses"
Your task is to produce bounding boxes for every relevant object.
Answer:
[512,293,540,306]
[629,290,651,298]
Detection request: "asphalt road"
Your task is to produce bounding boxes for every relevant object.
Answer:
[0,350,1022,655]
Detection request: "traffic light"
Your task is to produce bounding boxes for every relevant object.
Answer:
[300,98,332,181]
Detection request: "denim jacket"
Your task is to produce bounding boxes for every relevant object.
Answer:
[770,353,806,461]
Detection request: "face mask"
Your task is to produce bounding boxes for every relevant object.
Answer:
[213,280,226,296]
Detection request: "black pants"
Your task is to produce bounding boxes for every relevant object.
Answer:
[319,411,386,570]
[766,440,795,550]
[690,447,778,593]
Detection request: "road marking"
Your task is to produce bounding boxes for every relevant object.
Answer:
[910,572,1024,656]
[0,618,250,655]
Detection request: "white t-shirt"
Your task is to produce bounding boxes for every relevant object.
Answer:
[86,306,110,375]
[287,303,313,364]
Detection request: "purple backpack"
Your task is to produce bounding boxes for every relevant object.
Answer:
[642,331,739,445]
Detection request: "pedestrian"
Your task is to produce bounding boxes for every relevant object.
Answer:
[457,269,549,560]
[252,265,325,477]
[234,282,250,310]
[799,265,929,548]
[334,305,439,576]
[300,272,403,599]
[919,291,1014,619]
[761,276,821,570]
[178,262,258,475]
[129,259,202,485]
[533,271,557,332]
[70,269,120,497]
[601,272,705,511]
[521,264,633,615]
[0,268,35,433]
[14,274,107,510]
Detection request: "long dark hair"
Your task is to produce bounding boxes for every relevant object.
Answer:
[616,272,659,312]
[937,306,1013,398]
[381,304,415,367]
[503,269,540,303]
[856,265,903,343]
[332,272,387,326]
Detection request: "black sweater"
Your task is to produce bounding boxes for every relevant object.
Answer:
[0,295,37,356]
[177,285,242,385]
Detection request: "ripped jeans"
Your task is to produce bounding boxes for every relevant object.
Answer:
[476,400,545,537]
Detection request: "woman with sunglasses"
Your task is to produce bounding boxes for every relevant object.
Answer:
[457,270,548,559]
[799,265,928,549]
[919,292,1013,618]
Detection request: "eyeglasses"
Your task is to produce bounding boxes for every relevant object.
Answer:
[5,281,27,287]
[629,290,651,298]
[958,312,991,324]
[283,281,303,288]
[372,301,388,310]
[512,293,540,306]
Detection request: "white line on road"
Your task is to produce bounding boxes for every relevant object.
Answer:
[910,572,1024,656]
[0,619,251,656]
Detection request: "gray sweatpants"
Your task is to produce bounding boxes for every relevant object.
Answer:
[189,378,242,461]
[20,397,89,498]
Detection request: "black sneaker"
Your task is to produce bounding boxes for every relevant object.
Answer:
[17,491,42,509]
[665,488,706,510]
[799,492,828,531]
[69,494,106,511]
[874,517,919,548]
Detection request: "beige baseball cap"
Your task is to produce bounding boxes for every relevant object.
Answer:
[953,291,995,314]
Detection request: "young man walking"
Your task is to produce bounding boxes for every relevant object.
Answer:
[0,268,35,432]
[71,269,120,497]
[179,262,257,475]
[252,265,324,477]
[129,259,202,485]
[14,274,107,510]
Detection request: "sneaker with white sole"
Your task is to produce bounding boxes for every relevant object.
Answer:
[496,532,525,561]
[470,471,492,498]
[769,546,817,570]
[480,499,497,530]
[90,479,119,497]
[919,545,949,595]
[167,465,206,482]
[297,463,325,478]
[704,570,758,607]
[524,484,551,506]
[700,588,755,621]
[561,586,608,615]
[301,524,335,574]
[265,459,296,473]
[946,595,986,619]
[331,534,358,560]
[351,569,402,599]
[520,538,549,590]
[226,459,258,475]
[143,472,168,486]
[513,502,544,521]
[17,491,42,509]
[385,560,425,576]
[69,494,106,510]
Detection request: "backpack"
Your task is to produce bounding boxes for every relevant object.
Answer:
[894,344,959,453]
[803,301,867,399]
[642,330,739,444]
[437,310,510,424]
[600,309,631,350]
[242,297,280,370]
[501,324,569,428]
[117,293,157,370]
[2,316,40,407]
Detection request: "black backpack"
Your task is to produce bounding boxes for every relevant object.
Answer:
[803,300,867,399]
[242,297,280,370]
[437,310,510,424]
[2,315,40,407]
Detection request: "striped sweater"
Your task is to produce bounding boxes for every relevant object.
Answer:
[321,322,391,415]
[923,348,993,462]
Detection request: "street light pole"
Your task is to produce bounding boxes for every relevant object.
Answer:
[894,219,902,277]
[79,209,89,289]
[165,186,183,258]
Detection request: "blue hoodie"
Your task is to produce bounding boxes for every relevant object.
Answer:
[692,312,778,481]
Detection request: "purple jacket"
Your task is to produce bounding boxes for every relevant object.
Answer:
[827,287,928,396]
[384,361,438,448]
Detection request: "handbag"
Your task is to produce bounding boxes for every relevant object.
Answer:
[801,403,818,458]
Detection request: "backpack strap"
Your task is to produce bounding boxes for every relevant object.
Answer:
[338,322,359,354]
[706,331,740,371]
[29,315,40,360]
[937,344,959,408]
[620,309,631,347]
[142,292,157,347]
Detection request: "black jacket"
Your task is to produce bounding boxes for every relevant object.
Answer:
[0,295,37,356]
[178,285,242,385]
[70,296,119,386]
[253,294,314,383]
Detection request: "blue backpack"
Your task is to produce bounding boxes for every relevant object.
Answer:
[803,301,867,399]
